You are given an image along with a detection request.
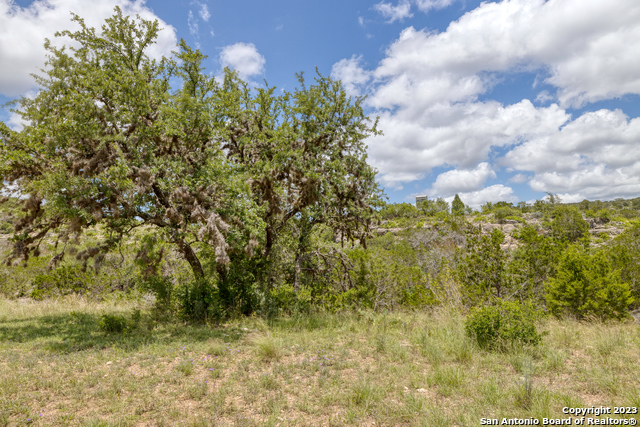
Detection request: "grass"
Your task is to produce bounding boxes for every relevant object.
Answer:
[0,298,639,426]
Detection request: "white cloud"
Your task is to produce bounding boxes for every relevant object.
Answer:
[414,0,456,13]
[219,43,265,80]
[374,0,457,22]
[503,109,640,200]
[330,55,371,97]
[373,0,413,23]
[429,162,496,196]
[188,10,198,36]
[332,0,640,205]
[446,184,518,209]
[370,0,640,108]
[196,1,210,22]
[368,100,569,189]
[509,173,528,184]
[535,90,553,104]
[0,0,177,97]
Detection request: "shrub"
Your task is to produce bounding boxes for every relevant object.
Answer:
[545,246,633,320]
[175,278,224,323]
[465,299,544,350]
[30,265,91,300]
[269,284,313,315]
[97,310,141,334]
[493,207,519,224]
[550,205,589,242]
[98,314,128,334]
[140,275,174,315]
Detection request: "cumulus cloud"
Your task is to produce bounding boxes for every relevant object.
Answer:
[368,100,569,189]
[428,162,496,196]
[503,109,640,200]
[219,43,265,80]
[373,0,413,23]
[331,55,371,97]
[333,0,640,204]
[445,184,518,209]
[0,0,177,97]
[370,0,640,108]
[509,173,528,184]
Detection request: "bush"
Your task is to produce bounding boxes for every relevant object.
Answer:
[175,278,224,323]
[140,275,174,315]
[98,310,141,334]
[545,246,633,320]
[550,205,589,242]
[269,284,313,315]
[30,265,91,300]
[465,299,544,350]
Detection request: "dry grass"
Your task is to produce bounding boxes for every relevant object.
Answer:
[0,299,638,426]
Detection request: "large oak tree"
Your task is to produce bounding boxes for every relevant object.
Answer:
[0,8,381,302]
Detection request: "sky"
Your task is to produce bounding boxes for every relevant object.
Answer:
[2,0,640,208]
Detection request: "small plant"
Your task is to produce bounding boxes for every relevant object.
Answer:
[251,334,281,361]
[97,310,141,334]
[97,314,128,334]
[351,379,381,409]
[514,359,535,409]
[260,372,278,390]
[176,360,194,376]
[465,299,544,351]
[207,339,227,357]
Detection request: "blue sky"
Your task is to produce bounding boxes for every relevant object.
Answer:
[2,0,640,207]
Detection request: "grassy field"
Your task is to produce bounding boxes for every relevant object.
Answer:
[0,298,639,426]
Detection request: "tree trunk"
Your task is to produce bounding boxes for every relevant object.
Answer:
[180,239,204,280]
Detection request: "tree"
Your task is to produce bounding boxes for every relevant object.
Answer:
[458,228,508,305]
[507,224,558,303]
[0,9,382,308]
[545,246,633,320]
[550,205,589,242]
[418,197,449,216]
[451,194,465,216]
[1,9,243,281]
[609,223,640,307]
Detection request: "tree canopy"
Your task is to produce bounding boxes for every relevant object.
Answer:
[0,8,382,311]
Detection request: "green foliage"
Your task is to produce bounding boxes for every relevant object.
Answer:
[175,278,224,323]
[464,299,544,350]
[493,207,519,224]
[380,202,418,220]
[98,314,127,334]
[30,265,92,300]
[451,194,465,216]
[97,310,140,334]
[508,225,559,303]
[326,241,435,312]
[139,275,174,315]
[595,209,612,222]
[268,284,313,315]
[417,198,449,216]
[545,246,633,320]
[1,9,382,317]
[550,205,589,242]
[458,228,508,305]
[609,223,640,306]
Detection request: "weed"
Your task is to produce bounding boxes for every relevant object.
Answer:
[251,334,282,362]
[176,359,194,376]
